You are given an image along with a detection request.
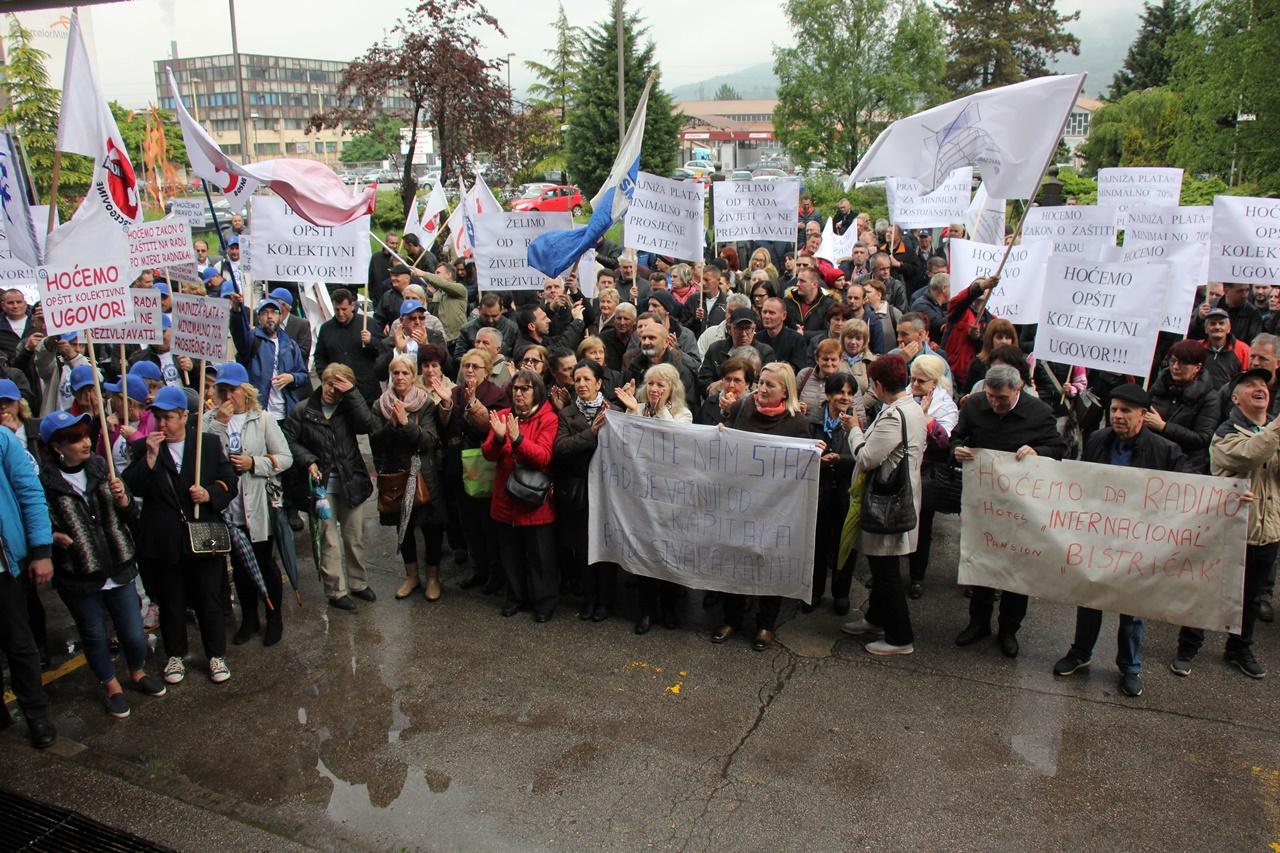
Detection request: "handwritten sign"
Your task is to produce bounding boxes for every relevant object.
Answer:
[948,238,1051,324]
[249,196,370,284]
[169,292,230,361]
[82,289,163,346]
[713,180,800,243]
[37,255,133,335]
[1022,205,1119,257]
[588,412,819,602]
[1033,255,1164,377]
[471,210,573,291]
[1097,167,1183,213]
[960,449,1248,632]
[169,198,206,229]
[128,220,196,272]
[886,167,973,229]
[624,171,705,260]
[1209,195,1280,285]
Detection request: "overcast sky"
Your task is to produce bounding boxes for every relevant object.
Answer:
[73,0,1138,107]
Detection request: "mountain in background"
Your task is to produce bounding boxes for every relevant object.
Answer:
[669,2,1141,103]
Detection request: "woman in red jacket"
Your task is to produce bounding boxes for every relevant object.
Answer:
[483,369,560,622]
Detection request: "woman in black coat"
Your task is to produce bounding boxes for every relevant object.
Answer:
[553,360,615,623]
[1144,340,1220,475]
[122,387,237,687]
[808,373,859,617]
[41,412,167,718]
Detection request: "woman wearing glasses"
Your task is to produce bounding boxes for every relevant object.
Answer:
[482,369,560,622]
[516,344,553,388]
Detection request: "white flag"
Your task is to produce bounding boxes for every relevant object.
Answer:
[849,74,1086,199]
[419,181,448,243]
[403,196,422,238]
[445,178,470,257]
[816,217,858,264]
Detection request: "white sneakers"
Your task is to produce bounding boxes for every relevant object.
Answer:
[208,657,231,684]
[840,617,883,637]
[865,640,915,656]
[163,656,186,684]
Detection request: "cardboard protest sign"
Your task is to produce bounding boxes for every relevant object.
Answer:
[624,172,705,260]
[713,180,800,243]
[948,238,1051,324]
[1209,196,1280,285]
[128,220,196,272]
[886,167,973,229]
[169,198,206,229]
[1022,205,1119,257]
[248,196,370,284]
[81,289,163,345]
[1097,167,1183,213]
[588,412,820,602]
[37,254,133,335]
[1033,255,1164,377]
[169,292,230,361]
[471,210,573,291]
[960,449,1248,633]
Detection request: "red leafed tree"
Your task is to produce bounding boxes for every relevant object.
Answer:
[313,0,513,213]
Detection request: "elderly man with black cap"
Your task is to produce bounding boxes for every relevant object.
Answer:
[230,293,308,421]
[1170,367,1280,680]
[1052,383,1189,697]
[697,308,777,396]
[1201,306,1252,391]
[374,263,414,334]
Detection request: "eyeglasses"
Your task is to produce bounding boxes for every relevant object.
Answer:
[462,363,484,370]
[521,357,544,366]
[512,385,533,392]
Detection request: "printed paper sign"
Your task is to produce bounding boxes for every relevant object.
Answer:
[624,171,705,261]
[1022,205,1119,256]
[37,255,134,334]
[1097,167,1184,213]
[170,292,230,361]
[948,238,1051,324]
[82,289,164,345]
[960,449,1248,633]
[713,180,800,243]
[1108,206,1213,334]
[169,198,207,230]
[129,220,196,272]
[1033,255,1165,377]
[886,167,973,229]
[588,412,820,602]
[248,196,370,284]
[471,211,574,291]
[1209,196,1280,285]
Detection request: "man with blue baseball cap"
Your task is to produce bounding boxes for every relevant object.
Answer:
[127,314,190,390]
[230,293,308,421]
[102,373,149,470]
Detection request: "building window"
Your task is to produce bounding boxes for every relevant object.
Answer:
[256,142,282,155]
[1066,110,1090,137]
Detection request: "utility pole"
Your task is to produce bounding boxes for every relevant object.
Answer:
[229,0,251,162]
[615,0,625,147]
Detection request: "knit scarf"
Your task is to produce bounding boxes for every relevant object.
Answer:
[754,395,787,417]
[574,392,605,422]
[376,384,430,420]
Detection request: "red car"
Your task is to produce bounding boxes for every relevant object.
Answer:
[509,184,584,216]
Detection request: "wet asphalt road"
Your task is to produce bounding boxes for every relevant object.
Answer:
[3,511,1279,851]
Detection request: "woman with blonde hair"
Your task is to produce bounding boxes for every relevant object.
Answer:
[668,263,699,309]
[593,287,621,334]
[906,353,958,600]
[205,362,293,647]
[713,362,812,651]
[614,363,691,423]
[741,247,778,290]
[841,318,875,396]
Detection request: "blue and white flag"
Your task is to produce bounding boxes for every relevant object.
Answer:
[0,132,42,267]
[528,74,655,278]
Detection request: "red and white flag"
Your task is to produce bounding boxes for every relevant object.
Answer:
[166,68,375,227]
[403,196,422,238]
[420,181,448,239]
[444,178,471,257]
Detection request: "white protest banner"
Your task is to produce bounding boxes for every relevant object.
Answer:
[624,171,705,260]
[1097,167,1184,214]
[588,412,820,602]
[886,167,972,229]
[965,183,1006,246]
[1021,205,1119,257]
[713,179,800,243]
[37,255,133,335]
[960,449,1248,632]
[248,195,370,284]
[169,198,206,230]
[1098,242,1195,336]
[816,217,859,264]
[0,230,40,303]
[1110,205,1213,334]
[471,210,574,291]
[1209,196,1280,285]
[81,289,163,346]
[170,292,230,361]
[1034,255,1165,377]
[948,238,1051,324]
[128,220,196,272]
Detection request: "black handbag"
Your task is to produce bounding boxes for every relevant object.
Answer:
[861,411,917,535]
[162,462,231,556]
[506,463,552,507]
[929,462,964,515]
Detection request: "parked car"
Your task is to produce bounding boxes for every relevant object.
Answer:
[509,184,584,216]
[670,168,694,181]
[683,161,716,177]
[750,167,790,181]
[730,169,753,181]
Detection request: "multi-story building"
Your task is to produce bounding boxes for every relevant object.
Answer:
[155,53,412,165]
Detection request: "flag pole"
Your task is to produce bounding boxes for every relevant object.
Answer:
[119,345,128,426]
[83,331,116,480]
[45,151,62,235]
[193,359,207,520]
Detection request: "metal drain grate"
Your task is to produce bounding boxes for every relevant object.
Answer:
[0,788,172,852]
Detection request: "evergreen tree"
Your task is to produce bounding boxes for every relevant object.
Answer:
[565,2,680,199]
[938,0,1080,93]
[713,84,741,100]
[774,0,947,172]
[524,3,583,126]
[1109,0,1193,99]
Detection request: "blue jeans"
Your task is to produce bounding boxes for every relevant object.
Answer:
[1070,608,1144,674]
[57,583,148,685]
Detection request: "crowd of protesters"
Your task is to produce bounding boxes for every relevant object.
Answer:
[0,194,1275,754]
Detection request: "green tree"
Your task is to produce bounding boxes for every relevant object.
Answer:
[1108,0,1193,99]
[773,0,946,172]
[564,2,681,200]
[524,3,582,126]
[938,0,1080,93]
[0,17,91,219]
[713,84,741,100]
[1079,87,1185,173]
[340,117,404,163]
